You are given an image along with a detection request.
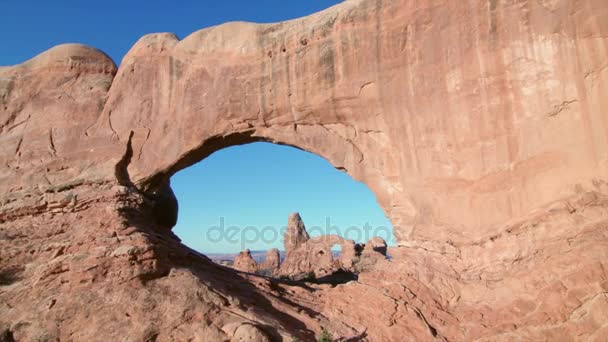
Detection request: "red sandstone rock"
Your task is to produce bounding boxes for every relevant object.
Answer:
[363,236,387,256]
[1,0,608,340]
[284,213,309,252]
[229,323,270,342]
[233,249,259,273]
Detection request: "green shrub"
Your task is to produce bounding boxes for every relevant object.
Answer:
[317,328,333,342]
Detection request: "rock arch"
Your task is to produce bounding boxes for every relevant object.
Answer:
[90,14,412,241]
[5,0,607,247]
[89,0,607,247]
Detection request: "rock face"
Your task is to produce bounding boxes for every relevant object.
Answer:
[1,0,608,340]
[233,250,259,273]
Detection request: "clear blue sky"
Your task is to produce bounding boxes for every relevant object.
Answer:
[1,1,395,253]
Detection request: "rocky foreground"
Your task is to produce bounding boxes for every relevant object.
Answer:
[1,0,608,340]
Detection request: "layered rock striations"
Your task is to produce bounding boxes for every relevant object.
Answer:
[1,0,608,340]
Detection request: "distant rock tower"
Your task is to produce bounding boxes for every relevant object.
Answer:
[284,213,310,253]
[259,248,281,275]
[233,249,258,273]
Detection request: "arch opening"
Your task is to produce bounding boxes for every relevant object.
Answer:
[167,140,394,280]
[331,243,342,258]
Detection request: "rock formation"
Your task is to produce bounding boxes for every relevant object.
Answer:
[1,0,607,340]
[258,248,281,275]
[232,249,259,273]
[284,213,310,252]
[278,212,384,280]
[363,236,387,256]
[230,214,386,281]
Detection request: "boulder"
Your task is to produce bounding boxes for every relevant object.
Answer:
[230,324,270,342]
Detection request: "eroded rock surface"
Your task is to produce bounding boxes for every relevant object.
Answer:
[1,0,608,340]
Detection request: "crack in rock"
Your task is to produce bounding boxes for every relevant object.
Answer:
[548,100,577,117]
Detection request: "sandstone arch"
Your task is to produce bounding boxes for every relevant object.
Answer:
[5,0,607,246]
[100,33,403,238]
[93,0,608,247]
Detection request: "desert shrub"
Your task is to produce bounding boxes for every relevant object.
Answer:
[255,268,274,277]
[317,328,333,342]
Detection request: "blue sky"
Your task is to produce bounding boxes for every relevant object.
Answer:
[1,1,395,253]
